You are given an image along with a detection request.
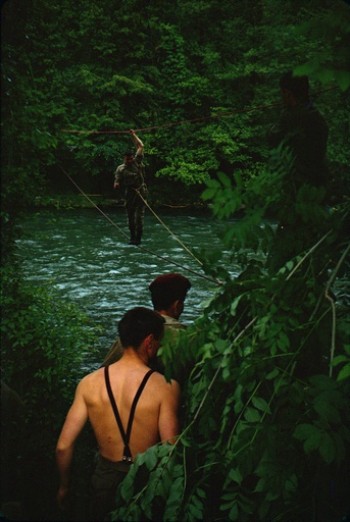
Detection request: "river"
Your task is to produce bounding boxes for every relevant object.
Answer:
[15,208,241,359]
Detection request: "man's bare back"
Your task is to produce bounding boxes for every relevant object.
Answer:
[56,307,180,519]
[76,352,179,461]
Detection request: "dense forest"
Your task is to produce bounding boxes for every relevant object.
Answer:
[1,0,350,521]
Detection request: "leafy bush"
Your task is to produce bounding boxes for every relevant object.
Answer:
[1,267,99,452]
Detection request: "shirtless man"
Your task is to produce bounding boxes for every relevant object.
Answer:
[56,307,180,520]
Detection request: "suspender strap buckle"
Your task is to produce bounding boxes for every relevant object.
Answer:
[122,456,133,463]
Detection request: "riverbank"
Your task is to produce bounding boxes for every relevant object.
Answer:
[33,193,210,212]
[34,178,209,211]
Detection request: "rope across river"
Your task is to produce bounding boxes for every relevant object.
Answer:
[60,166,222,286]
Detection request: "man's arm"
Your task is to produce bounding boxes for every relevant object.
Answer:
[130,129,144,155]
[113,166,122,190]
[158,379,181,443]
[55,380,89,509]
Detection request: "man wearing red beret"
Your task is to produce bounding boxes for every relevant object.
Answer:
[103,273,192,367]
[148,273,192,332]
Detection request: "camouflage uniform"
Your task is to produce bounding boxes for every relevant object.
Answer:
[114,152,148,244]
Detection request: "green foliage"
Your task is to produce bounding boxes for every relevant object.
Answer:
[110,57,349,519]
[1,266,99,453]
[294,5,350,91]
[111,224,349,519]
[2,0,349,221]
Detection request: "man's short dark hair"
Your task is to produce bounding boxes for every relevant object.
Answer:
[149,273,191,311]
[124,150,134,158]
[118,307,165,348]
[280,71,309,102]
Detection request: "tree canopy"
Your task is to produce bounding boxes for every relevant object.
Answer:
[2,0,349,207]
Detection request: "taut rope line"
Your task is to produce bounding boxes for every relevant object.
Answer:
[60,167,129,240]
[60,166,222,286]
[135,189,203,267]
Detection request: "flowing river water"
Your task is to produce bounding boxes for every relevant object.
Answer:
[15,208,241,364]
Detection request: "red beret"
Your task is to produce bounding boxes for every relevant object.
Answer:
[149,273,191,293]
[149,274,191,309]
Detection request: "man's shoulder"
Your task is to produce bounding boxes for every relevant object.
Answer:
[151,370,180,391]
[163,315,186,329]
[79,367,104,389]
[114,165,125,179]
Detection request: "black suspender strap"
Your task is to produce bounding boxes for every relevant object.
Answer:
[104,366,129,455]
[104,366,154,461]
